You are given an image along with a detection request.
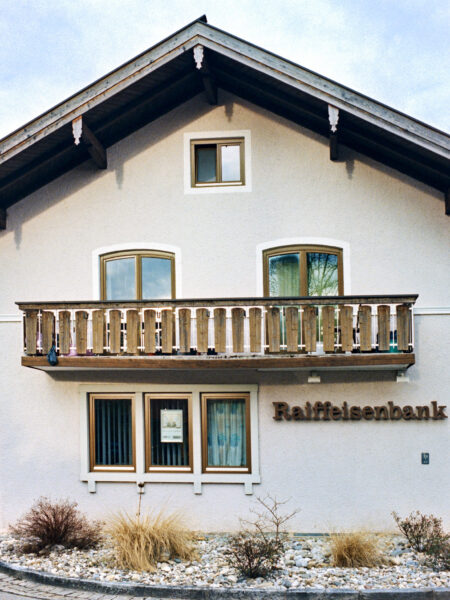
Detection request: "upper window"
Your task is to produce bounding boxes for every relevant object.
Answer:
[100,250,175,300]
[191,138,245,187]
[263,245,343,296]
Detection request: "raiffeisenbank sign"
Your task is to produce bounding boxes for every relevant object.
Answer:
[273,401,448,422]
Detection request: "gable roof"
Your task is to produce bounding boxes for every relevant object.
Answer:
[0,15,449,214]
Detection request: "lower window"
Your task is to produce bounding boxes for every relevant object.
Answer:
[201,392,251,473]
[145,393,192,472]
[89,394,135,472]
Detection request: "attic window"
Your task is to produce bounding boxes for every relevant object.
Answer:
[191,138,244,187]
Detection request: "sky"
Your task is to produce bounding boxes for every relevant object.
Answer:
[0,0,449,140]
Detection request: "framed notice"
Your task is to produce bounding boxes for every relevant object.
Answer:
[160,409,183,443]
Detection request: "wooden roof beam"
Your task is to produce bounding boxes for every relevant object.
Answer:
[0,208,6,230]
[72,116,107,169]
[193,45,217,105]
[445,189,450,216]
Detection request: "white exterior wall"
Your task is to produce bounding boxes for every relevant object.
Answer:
[0,91,449,531]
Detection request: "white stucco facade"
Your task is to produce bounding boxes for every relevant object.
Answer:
[0,91,449,532]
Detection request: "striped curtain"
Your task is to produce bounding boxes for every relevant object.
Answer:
[150,398,189,466]
[207,399,246,467]
[95,398,132,465]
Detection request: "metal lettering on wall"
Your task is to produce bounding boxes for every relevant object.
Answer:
[272,401,448,422]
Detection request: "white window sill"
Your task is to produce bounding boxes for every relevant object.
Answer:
[81,472,261,495]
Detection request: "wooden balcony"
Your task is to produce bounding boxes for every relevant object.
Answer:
[17,295,417,372]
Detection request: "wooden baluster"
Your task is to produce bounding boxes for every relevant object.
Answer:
[285,306,299,353]
[358,305,372,351]
[377,305,390,351]
[109,309,122,354]
[179,309,191,353]
[161,309,173,354]
[231,307,245,352]
[58,311,71,355]
[92,310,105,354]
[266,307,280,353]
[126,309,140,354]
[397,305,411,351]
[75,310,88,355]
[322,305,335,353]
[143,309,156,353]
[303,306,317,353]
[196,308,209,353]
[42,311,55,354]
[340,305,353,352]
[25,310,38,355]
[214,308,226,353]
[249,307,262,353]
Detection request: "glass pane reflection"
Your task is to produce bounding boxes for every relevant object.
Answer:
[196,146,216,182]
[307,253,338,296]
[142,257,172,299]
[105,257,136,300]
[221,145,240,181]
[268,254,300,296]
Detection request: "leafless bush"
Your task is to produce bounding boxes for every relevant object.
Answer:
[393,511,449,570]
[226,494,299,578]
[10,497,101,553]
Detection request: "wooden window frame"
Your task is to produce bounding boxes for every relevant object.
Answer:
[263,245,344,296]
[89,393,136,472]
[144,393,193,473]
[100,250,176,300]
[190,138,245,187]
[201,392,251,474]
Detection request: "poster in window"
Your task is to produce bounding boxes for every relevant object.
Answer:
[160,409,183,443]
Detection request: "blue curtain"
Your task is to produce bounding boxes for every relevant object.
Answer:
[207,399,246,467]
[95,399,132,465]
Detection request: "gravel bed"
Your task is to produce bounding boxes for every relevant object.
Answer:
[0,534,448,591]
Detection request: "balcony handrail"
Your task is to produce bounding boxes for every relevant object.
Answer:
[16,294,418,311]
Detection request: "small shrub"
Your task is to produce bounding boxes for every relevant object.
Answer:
[225,494,299,578]
[105,510,196,571]
[329,531,386,567]
[10,497,101,553]
[393,511,449,570]
[227,532,281,578]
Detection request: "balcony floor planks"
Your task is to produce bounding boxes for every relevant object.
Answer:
[22,353,415,371]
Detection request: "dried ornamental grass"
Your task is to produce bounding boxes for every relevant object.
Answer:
[105,510,197,572]
[328,531,386,568]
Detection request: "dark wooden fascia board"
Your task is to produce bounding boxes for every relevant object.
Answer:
[21,353,415,371]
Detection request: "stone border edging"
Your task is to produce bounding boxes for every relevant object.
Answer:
[0,560,448,599]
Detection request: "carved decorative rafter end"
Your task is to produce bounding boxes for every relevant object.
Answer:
[193,45,204,70]
[72,116,83,145]
[328,105,339,133]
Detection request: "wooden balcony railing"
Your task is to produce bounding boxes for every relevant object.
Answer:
[17,295,417,370]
